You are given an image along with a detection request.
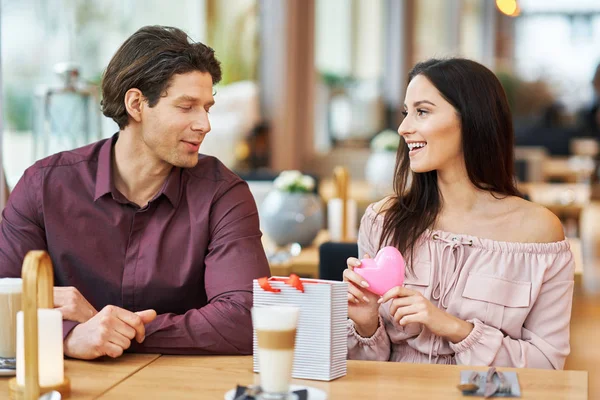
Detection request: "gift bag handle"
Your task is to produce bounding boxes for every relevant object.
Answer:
[258,274,305,293]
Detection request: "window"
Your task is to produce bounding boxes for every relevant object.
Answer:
[2,0,259,188]
[514,0,600,111]
[313,0,385,153]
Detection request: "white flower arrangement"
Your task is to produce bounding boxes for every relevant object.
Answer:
[273,170,315,193]
[370,129,400,152]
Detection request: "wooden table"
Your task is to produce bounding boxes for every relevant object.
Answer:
[101,355,588,399]
[269,246,321,278]
[519,183,589,220]
[0,353,159,400]
[542,157,584,183]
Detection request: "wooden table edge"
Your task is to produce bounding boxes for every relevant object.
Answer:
[94,354,162,399]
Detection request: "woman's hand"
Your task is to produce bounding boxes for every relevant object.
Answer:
[343,254,381,337]
[379,286,473,343]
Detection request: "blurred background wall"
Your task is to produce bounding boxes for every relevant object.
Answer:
[4,0,600,182]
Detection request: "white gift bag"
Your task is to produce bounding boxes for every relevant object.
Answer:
[253,276,348,381]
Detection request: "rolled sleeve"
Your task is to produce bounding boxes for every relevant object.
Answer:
[347,316,391,361]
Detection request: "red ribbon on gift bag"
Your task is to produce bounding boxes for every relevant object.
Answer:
[258,274,305,293]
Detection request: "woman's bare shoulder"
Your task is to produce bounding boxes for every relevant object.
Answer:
[371,196,395,214]
[509,196,565,243]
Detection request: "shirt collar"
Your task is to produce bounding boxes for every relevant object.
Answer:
[160,166,182,208]
[94,134,117,202]
[94,133,182,208]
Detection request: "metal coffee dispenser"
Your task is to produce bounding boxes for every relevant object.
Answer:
[32,62,102,160]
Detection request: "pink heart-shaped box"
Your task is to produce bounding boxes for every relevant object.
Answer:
[354,246,406,296]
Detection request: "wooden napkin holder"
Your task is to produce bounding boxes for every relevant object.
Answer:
[9,251,71,400]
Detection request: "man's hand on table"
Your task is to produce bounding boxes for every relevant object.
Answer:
[64,305,157,360]
[54,286,99,323]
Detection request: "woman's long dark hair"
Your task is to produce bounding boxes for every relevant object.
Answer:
[379,58,520,273]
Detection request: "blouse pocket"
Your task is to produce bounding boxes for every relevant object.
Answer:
[399,262,432,336]
[461,273,532,330]
[404,262,432,295]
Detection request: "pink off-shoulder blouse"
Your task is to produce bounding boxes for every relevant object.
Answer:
[347,204,575,369]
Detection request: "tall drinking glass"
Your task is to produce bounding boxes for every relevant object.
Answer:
[0,278,22,372]
[252,305,300,399]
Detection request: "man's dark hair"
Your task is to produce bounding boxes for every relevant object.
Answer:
[101,25,222,129]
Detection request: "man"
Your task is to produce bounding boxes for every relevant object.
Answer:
[0,26,270,359]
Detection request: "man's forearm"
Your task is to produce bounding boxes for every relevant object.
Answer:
[130,291,253,355]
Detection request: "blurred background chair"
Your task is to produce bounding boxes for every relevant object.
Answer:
[514,146,548,183]
[318,241,358,281]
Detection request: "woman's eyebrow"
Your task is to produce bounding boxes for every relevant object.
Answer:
[403,99,437,108]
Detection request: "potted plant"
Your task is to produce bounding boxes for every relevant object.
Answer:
[259,171,323,247]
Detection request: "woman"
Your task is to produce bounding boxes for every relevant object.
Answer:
[344,58,574,369]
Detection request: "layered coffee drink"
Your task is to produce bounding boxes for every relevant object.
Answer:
[0,278,22,360]
[252,306,299,397]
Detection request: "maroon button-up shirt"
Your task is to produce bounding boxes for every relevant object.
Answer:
[0,134,270,355]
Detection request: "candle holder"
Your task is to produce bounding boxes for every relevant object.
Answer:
[327,166,356,242]
[333,166,350,241]
[8,251,71,400]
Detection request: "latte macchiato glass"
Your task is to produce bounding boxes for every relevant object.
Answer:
[252,305,299,399]
[0,278,22,363]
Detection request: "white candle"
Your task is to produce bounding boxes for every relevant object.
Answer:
[16,309,64,387]
[327,198,358,241]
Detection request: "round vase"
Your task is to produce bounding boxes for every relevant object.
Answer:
[260,191,323,247]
